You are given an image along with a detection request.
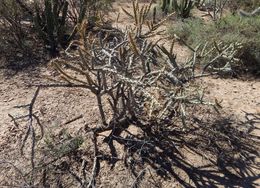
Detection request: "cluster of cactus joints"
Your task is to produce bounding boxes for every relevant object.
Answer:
[34,0,79,56]
[194,0,206,7]
[174,0,195,18]
[160,0,195,18]
[160,0,173,15]
[34,0,67,56]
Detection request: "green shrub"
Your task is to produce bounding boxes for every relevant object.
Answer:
[228,0,260,12]
[168,15,260,75]
[168,17,206,44]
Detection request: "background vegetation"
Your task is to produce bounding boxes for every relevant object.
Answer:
[168,12,260,75]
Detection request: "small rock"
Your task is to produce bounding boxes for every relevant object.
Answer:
[3,98,14,102]
[16,53,23,58]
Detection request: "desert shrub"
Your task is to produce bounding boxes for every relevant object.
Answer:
[0,0,33,57]
[194,0,260,11]
[32,0,114,56]
[168,17,206,44]
[0,0,114,60]
[228,0,260,12]
[168,14,260,75]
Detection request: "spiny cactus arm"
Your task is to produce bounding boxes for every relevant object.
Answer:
[44,0,56,53]
[52,0,59,25]
[238,7,260,17]
[15,0,33,17]
[57,1,69,45]
[160,0,167,12]
[60,1,69,26]
[78,0,87,24]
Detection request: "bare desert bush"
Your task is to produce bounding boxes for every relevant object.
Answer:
[0,0,34,57]
[0,0,114,64]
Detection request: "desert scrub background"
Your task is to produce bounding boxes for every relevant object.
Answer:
[0,0,115,61]
[168,14,260,75]
[228,0,260,11]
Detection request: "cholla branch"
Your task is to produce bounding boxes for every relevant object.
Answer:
[49,0,218,130]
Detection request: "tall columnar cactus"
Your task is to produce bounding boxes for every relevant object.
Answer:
[34,0,70,56]
[160,0,171,14]
[160,0,195,18]
[174,0,195,18]
[33,0,88,56]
